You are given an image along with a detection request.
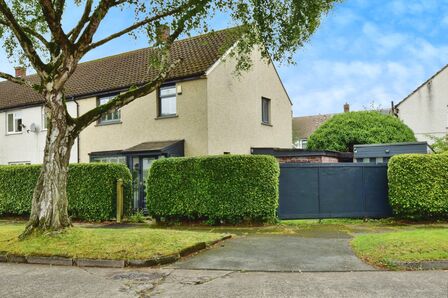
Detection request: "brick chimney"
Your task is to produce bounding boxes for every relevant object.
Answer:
[343,103,350,113]
[14,66,26,78]
[156,25,170,44]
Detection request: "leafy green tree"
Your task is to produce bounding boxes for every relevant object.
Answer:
[0,0,340,236]
[307,111,416,152]
[428,134,448,153]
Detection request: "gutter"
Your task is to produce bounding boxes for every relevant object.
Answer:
[73,96,80,163]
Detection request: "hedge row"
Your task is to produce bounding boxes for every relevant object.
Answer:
[147,155,279,223]
[388,154,448,219]
[0,163,132,221]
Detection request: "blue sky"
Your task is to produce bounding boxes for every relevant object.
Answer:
[1,0,447,116]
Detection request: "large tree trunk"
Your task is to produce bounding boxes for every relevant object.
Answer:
[21,91,77,238]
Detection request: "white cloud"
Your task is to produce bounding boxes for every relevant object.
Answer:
[281,58,440,116]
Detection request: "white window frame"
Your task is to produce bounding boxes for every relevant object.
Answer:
[300,139,308,149]
[91,155,126,164]
[98,94,121,124]
[158,84,177,117]
[8,161,31,165]
[6,111,23,134]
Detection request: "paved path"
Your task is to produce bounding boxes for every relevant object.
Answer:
[171,234,375,272]
[0,263,447,297]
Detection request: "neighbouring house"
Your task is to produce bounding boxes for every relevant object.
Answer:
[0,28,293,209]
[292,103,350,148]
[396,64,448,143]
[0,67,79,164]
[293,103,393,149]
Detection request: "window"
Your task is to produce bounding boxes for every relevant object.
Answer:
[91,155,126,164]
[42,107,49,130]
[376,157,384,164]
[98,94,120,124]
[8,161,31,165]
[261,97,271,124]
[158,84,176,117]
[300,139,308,149]
[6,112,23,134]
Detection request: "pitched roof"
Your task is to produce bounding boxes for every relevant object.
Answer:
[396,63,448,107]
[0,28,240,111]
[292,114,333,139]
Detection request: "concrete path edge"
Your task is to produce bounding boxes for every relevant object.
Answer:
[0,235,231,268]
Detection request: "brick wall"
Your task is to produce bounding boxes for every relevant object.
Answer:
[277,156,339,163]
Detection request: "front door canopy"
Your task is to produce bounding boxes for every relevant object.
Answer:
[122,140,184,157]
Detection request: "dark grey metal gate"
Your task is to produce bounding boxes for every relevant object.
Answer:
[278,163,392,219]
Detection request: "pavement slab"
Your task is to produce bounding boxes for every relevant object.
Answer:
[1,263,447,298]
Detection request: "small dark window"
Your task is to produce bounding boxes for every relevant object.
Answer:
[261,97,271,124]
[158,84,177,117]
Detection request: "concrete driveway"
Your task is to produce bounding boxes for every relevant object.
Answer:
[171,233,375,272]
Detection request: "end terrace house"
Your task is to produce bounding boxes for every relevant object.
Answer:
[0,28,292,201]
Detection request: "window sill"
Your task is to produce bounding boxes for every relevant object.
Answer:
[95,121,122,127]
[6,132,23,136]
[155,114,178,120]
[261,122,273,127]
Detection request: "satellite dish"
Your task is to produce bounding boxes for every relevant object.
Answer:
[29,123,37,133]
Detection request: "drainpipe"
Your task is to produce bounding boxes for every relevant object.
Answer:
[73,97,80,163]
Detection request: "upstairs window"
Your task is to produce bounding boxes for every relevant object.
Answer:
[6,112,23,134]
[261,97,271,125]
[158,84,177,117]
[98,94,120,124]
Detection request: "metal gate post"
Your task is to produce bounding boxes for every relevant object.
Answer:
[116,179,124,223]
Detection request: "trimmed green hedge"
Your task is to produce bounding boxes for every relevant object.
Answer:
[307,111,416,152]
[0,163,132,221]
[147,155,279,223]
[388,154,448,219]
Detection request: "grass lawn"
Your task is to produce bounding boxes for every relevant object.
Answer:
[0,223,226,260]
[351,229,448,269]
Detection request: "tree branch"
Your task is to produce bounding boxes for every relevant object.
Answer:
[0,71,42,91]
[0,19,51,48]
[74,0,114,52]
[73,1,203,132]
[0,0,47,73]
[84,3,191,52]
[67,0,93,42]
[74,57,181,132]
[38,0,71,53]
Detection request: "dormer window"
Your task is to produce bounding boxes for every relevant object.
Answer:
[158,84,177,117]
[6,111,23,134]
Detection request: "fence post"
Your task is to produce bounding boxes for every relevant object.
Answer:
[116,179,123,223]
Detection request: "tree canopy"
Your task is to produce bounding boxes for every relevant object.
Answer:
[0,0,342,236]
[307,111,416,152]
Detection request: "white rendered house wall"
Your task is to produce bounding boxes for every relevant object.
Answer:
[0,102,78,165]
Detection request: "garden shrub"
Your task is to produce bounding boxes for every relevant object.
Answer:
[388,154,448,219]
[0,163,132,221]
[307,111,416,152]
[147,155,279,223]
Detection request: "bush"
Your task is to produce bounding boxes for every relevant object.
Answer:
[147,155,279,223]
[307,111,416,152]
[0,163,132,221]
[388,154,448,219]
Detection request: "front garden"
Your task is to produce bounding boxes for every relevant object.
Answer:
[0,153,447,269]
[0,221,228,264]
